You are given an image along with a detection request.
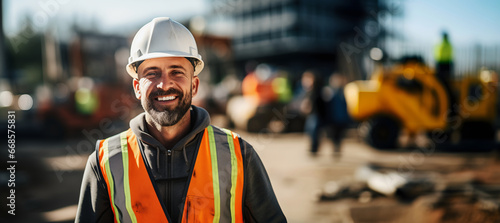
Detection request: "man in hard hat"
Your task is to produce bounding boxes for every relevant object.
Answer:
[75,17,286,223]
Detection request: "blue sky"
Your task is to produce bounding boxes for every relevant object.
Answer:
[4,0,500,45]
[403,0,500,45]
[3,0,209,36]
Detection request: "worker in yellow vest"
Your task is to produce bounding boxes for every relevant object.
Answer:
[75,17,286,223]
[435,31,454,81]
[434,31,456,118]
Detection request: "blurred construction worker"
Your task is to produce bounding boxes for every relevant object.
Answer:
[300,69,328,155]
[272,71,293,104]
[434,31,456,117]
[75,17,286,223]
[435,31,453,81]
[323,73,350,157]
[242,63,278,105]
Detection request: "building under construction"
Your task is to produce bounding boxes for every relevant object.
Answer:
[212,0,381,79]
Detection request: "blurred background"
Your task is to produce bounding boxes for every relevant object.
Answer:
[1,0,500,222]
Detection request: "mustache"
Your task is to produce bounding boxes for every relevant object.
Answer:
[149,88,184,99]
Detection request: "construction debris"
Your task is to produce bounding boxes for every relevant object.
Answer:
[318,162,500,223]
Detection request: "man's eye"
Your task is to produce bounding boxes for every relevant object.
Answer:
[172,70,184,75]
[146,72,158,77]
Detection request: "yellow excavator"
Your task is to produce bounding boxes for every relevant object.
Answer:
[344,56,497,149]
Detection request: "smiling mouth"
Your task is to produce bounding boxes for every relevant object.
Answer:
[155,95,178,101]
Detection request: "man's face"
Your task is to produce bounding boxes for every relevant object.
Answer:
[133,57,199,126]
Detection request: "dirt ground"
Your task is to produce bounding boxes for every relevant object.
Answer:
[242,130,500,223]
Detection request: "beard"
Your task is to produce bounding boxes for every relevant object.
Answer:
[143,87,192,126]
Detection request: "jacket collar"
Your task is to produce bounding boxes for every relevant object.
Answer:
[129,105,211,151]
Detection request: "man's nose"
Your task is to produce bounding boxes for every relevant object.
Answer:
[156,74,174,90]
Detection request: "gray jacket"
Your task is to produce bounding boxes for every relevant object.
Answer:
[75,106,286,222]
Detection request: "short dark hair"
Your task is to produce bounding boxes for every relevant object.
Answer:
[185,57,200,72]
[132,60,144,73]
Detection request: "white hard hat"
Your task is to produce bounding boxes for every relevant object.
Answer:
[126,17,204,78]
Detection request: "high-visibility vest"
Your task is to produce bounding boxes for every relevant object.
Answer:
[98,126,244,223]
[434,40,453,63]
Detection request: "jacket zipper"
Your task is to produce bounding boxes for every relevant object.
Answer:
[167,149,173,217]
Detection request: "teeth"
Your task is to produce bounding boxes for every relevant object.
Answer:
[157,96,176,101]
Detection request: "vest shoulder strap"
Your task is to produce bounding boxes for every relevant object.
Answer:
[181,125,245,223]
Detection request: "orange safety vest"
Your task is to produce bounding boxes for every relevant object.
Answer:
[98,126,244,223]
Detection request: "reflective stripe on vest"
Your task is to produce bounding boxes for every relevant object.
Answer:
[98,126,244,223]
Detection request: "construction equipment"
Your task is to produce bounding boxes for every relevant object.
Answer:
[344,56,497,149]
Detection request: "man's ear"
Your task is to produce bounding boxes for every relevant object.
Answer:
[192,76,200,97]
[133,78,141,99]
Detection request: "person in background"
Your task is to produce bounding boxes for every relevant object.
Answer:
[323,73,351,158]
[300,70,327,155]
[75,17,286,223]
[241,63,278,106]
[434,31,456,118]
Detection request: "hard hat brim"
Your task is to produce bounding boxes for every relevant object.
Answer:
[126,52,204,78]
